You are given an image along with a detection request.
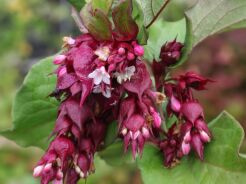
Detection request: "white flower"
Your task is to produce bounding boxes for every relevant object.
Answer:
[88,66,110,85]
[114,66,136,84]
[95,46,110,61]
[93,85,111,98]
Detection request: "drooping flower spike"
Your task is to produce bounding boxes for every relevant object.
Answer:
[34,0,213,183]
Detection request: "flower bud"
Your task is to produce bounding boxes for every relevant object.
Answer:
[127,52,135,60]
[170,95,181,113]
[134,45,144,56]
[200,130,211,142]
[181,142,191,155]
[150,107,162,128]
[33,165,44,177]
[118,47,126,55]
[53,55,66,65]
[160,39,183,66]
[142,127,150,138]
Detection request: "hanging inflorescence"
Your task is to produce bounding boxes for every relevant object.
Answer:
[33,1,213,184]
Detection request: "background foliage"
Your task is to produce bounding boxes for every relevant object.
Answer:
[1,0,246,184]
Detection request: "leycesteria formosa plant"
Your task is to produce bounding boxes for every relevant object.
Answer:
[3,0,246,184]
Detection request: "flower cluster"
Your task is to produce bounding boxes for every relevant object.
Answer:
[33,1,213,183]
[158,72,213,167]
[34,14,163,184]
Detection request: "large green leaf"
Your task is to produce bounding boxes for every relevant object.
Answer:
[186,0,246,46]
[1,57,58,149]
[135,0,170,27]
[138,112,246,184]
[99,142,134,167]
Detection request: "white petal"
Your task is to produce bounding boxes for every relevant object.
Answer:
[117,76,123,84]
[93,85,102,93]
[80,172,85,178]
[75,166,81,174]
[88,70,97,79]
[103,87,111,98]
[126,66,136,75]
[103,76,111,85]
[93,74,103,85]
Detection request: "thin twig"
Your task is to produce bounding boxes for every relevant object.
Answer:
[146,0,171,29]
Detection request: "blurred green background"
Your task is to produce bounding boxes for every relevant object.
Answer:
[0,0,246,184]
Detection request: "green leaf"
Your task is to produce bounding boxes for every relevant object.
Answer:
[91,0,113,15]
[1,57,58,149]
[104,121,118,147]
[112,0,139,41]
[136,0,170,27]
[161,0,198,22]
[183,0,246,56]
[99,142,134,167]
[138,112,246,184]
[137,26,148,45]
[144,18,187,61]
[80,4,113,41]
[68,0,86,11]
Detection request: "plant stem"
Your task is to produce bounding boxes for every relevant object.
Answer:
[146,0,171,29]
